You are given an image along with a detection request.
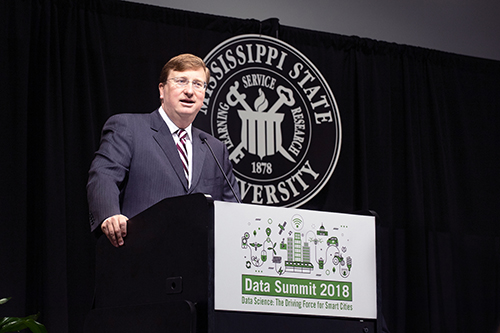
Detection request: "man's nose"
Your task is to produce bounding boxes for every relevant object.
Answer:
[183,83,195,94]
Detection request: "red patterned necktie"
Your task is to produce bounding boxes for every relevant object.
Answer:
[176,129,189,183]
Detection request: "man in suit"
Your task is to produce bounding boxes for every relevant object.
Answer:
[87,53,240,247]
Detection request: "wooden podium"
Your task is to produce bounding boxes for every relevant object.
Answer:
[84,194,379,332]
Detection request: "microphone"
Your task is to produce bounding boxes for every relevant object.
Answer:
[199,133,241,203]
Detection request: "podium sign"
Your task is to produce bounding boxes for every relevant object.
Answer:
[214,201,377,319]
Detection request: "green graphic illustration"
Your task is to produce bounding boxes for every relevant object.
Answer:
[241,214,354,278]
[317,224,328,236]
[291,214,304,231]
[278,221,286,234]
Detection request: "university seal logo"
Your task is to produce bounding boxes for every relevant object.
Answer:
[200,34,341,207]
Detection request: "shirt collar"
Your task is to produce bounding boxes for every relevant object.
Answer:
[159,106,192,140]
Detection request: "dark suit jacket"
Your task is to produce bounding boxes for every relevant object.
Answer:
[87,109,240,232]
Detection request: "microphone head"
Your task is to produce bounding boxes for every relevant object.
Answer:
[199,132,208,141]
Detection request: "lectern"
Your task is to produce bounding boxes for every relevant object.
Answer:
[85,194,379,332]
[84,193,215,332]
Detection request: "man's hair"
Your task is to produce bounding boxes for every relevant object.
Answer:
[159,53,210,83]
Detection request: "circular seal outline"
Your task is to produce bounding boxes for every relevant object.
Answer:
[203,34,342,208]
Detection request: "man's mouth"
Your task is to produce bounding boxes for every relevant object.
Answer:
[180,99,195,106]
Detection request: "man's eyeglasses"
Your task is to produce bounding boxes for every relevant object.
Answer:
[167,77,207,91]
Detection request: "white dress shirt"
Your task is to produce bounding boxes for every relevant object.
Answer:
[159,106,193,187]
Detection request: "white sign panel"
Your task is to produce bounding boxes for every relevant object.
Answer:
[214,201,377,319]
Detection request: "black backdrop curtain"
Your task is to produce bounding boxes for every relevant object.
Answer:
[1,0,499,332]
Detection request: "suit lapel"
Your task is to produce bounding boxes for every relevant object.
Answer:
[150,110,189,190]
[189,128,207,193]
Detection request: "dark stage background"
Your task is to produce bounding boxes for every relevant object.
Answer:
[1,0,499,332]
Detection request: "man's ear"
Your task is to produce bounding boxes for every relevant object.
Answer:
[158,82,165,101]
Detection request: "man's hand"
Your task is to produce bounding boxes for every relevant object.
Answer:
[101,214,128,247]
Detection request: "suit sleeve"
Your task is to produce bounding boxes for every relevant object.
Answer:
[87,115,133,232]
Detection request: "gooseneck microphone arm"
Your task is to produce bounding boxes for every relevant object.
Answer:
[199,133,241,203]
